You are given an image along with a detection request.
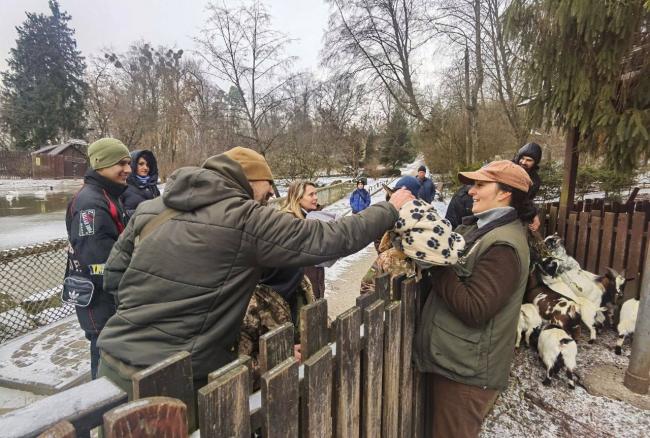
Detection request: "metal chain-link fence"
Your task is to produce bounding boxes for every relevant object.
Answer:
[0,239,74,343]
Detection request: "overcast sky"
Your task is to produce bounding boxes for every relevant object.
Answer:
[0,0,331,72]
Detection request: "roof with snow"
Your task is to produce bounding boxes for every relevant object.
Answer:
[31,140,87,156]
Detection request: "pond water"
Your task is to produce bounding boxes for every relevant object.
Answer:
[0,189,78,250]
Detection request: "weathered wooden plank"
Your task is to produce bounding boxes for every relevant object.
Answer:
[334,307,361,438]
[391,274,406,301]
[412,370,425,438]
[103,397,186,438]
[301,347,333,438]
[624,212,646,300]
[132,351,194,431]
[613,213,629,273]
[0,378,126,437]
[356,291,379,312]
[198,365,251,438]
[587,214,602,273]
[549,205,559,236]
[565,213,578,257]
[361,300,385,438]
[207,355,251,383]
[375,273,391,302]
[382,301,401,438]
[558,206,567,238]
[261,358,299,438]
[38,421,75,438]
[398,280,416,438]
[576,211,590,267]
[598,212,616,274]
[300,299,329,362]
[259,322,294,374]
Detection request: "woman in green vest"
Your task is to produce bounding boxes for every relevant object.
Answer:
[413,160,533,438]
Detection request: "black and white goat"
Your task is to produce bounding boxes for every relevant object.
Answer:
[536,325,579,389]
[542,236,631,326]
[615,298,640,355]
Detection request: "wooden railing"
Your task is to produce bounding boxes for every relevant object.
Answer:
[0,273,427,437]
[540,200,649,301]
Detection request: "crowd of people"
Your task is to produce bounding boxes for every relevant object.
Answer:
[63,137,544,437]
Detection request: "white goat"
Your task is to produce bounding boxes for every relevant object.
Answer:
[615,298,640,355]
[574,296,607,343]
[538,326,579,389]
[516,303,544,348]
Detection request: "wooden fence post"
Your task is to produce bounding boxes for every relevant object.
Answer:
[382,301,402,438]
[625,212,646,300]
[131,351,195,431]
[103,397,187,438]
[261,358,300,438]
[361,299,385,438]
[259,322,294,374]
[198,364,251,438]
[300,299,329,362]
[598,212,616,274]
[334,307,362,438]
[301,347,333,438]
[207,355,252,383]
[375,273,391,302]
[398,280,416,438]
[587,214,602,273]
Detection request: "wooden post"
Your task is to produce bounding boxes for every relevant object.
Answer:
[375,273,391,302]
[334,307,362,438]
[301,347,333,438]
[300,299,329,362]
[261,358,300,438]
[103,397,187,438]
[398,280,416,438]
[382,302,402,438]
[199,365,251,438]
[624,235,650,394]
[559,127,579,213]
[361,300,385,438]
[131,351,195,432]
[259,322,294,374]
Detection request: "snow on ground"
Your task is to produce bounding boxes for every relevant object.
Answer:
[481,329,650,437]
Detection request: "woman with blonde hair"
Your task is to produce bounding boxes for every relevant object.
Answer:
[281,180,329,298]
[281,180,319,218]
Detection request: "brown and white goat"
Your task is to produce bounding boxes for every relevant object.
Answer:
[527,266,582,338]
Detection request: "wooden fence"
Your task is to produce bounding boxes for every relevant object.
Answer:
[0,151,87,179]
[540,199,650,301]
[0,273,427,437]
[0,151,32,179]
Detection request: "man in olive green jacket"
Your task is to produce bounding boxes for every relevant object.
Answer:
[98,147,412,390]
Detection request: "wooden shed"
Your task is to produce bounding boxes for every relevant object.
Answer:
[31,140,88,179]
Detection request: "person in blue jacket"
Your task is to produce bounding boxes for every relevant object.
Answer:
[350,180,371,213]
[417,165,436,203]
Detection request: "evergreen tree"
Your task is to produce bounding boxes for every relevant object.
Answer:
[1,0,87,150]
[507,0,649,171]
[380,110,415,169]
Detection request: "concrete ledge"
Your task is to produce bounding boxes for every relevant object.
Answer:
[0,315,90,395]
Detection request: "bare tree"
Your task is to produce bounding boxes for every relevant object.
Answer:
[196,0,296,156]
[323,0,435,123]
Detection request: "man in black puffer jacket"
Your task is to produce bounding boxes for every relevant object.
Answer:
[122,150,161,217]
[66,138,131,379]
